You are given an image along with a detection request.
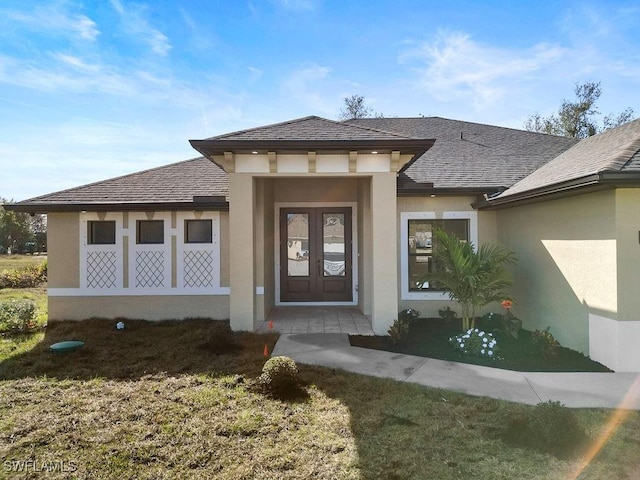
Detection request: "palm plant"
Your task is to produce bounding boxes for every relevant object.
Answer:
[421,229,517,331]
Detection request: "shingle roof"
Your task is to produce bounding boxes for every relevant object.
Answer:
[497,118,640,198]
[346,117,578,190]
[9,116,590,212]
[10,157,228,211]
[208,115,418,141]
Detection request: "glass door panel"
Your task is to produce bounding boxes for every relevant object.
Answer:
[286,213,309,277]
[322,213,345,277]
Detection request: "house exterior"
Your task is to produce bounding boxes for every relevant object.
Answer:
[8,116,640,372]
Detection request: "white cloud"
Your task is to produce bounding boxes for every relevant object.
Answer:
[281,63,335,113]
[110,0,171,56]
[248,66,264,82]
[401,32,567,110]
[0,3,99,41]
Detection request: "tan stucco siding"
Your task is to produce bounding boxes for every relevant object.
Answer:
[357,178,373,315]
[615,188,640,322]
[219,211,230,287]
[48,212,80,288]
[273,177,358,202]
[496,190,617,354]
[261,180,275,318]
[49,295,229,321]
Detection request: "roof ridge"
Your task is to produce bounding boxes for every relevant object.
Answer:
[340,118,421,139]
[207,115,419,141]
[206,116,321,140]
[604,138,640,171]
[17,156,208,203]
[353,116,581,140]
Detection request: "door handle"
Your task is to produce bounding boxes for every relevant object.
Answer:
[317,259,321,276]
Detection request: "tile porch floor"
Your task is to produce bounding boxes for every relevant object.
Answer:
[256,306,375,335]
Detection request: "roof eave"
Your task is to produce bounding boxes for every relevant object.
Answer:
[4,200,230,214]
[397,184,505,197]
[189,139,434,157]
[476,171,640,210]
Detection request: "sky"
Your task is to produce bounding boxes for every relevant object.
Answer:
[1,0,639,201]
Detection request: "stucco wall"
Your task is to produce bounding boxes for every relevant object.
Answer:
[49,295,229,321]
[615,188,640,321]
[48,212,80,288]
[220,211,230,287]
[262,180,276,318]
[273,177,358,203]
[496,190,617,355]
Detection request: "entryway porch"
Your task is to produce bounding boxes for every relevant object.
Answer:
[257,306,374,335]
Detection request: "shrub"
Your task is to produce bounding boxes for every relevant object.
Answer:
[450,328,498,359]
[399,308,420,322]
[388,317,410,345]
[528,401,586,454]
[259,356,299,394]
[0,262,47,289]
[532,327,560,360]
[438,306,458,321]
[482,311,522,339]
[387,309,420,345]
[0,299,38,333]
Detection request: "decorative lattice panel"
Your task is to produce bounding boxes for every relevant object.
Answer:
[87,251,117,289]
[135,251,165,288]
[183,250,214,288]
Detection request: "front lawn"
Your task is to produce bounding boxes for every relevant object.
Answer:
[351,317,611,372]
[0,254,46,272]
[1,319,639,479]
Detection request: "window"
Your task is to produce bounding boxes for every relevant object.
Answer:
[408,219,469,291]
[88,221,116,245]
[137,220,164,244]
[185,219,212,244]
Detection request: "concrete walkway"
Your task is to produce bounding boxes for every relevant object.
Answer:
[272,333,640,410]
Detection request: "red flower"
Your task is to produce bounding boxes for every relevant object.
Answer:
[501,300,513,310]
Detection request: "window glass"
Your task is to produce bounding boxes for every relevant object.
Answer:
[137,220,164,244]
[407,219,468,291]
[88,221,116,245]
[185,219,212,243]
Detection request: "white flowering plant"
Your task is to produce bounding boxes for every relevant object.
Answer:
[449,328,498,359]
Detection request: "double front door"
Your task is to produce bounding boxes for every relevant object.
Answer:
[280,207,353,302]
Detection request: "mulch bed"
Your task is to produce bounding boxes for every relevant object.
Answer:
[350,317,612,372]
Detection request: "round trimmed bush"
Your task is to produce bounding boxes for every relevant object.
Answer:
[260,356,299,393]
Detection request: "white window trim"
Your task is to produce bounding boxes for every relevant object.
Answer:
[176,212,221,293]
[400,211,478,300]
[68,211,228,296]
[80,213,124,290]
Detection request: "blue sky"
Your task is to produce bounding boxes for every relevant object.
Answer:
[1,0,638,201]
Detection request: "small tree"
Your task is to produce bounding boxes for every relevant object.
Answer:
[420,230,517,331]
[338,94,383,120]
[524,81,635,138]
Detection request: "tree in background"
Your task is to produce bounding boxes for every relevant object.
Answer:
[338,94,382,120]
[524,81,635,138]
[0,199,46,253]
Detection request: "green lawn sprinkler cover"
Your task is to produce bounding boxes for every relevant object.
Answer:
[50,340,85,353]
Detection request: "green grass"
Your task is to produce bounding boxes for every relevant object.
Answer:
[0,254,47,273]
[351,317,611,372]
[1,319,639,479]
